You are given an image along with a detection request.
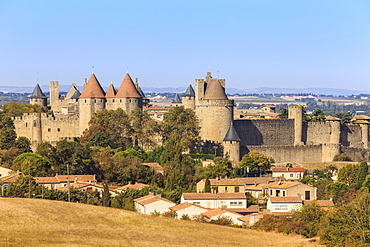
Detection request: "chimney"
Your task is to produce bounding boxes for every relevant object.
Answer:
[135,78,139,89]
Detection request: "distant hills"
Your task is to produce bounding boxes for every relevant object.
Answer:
[0,85,368,96]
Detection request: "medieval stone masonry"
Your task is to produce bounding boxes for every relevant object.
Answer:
[13,72,370,163]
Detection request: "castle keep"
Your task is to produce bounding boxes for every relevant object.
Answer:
[13,72,370,163]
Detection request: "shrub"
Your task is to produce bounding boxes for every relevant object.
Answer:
[333,153,352,161]
[162,211,177,218]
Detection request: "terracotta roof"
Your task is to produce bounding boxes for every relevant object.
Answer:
[203,79,228,100]
[34,177,59,183]
[80,74,105,98]
[223,123,241,142]
[182,193,246,200]
[207,178,245,186]
[262,105,276,108]
[238,177,278,185]
[55,174,96,183]
[1,172,23,183]
[201,208,242,218]
[269,197,302,203]
[354,115,370,120]
[134,195,175,206]
[30,84,47,99]
[116,73,142,98]
[265,181,308,189]
[245,183,270,191]
[245,205,260,212]
[116,183,149,191]
[237,215,251,223]
[271,168,305,172]
[141,163,164,171]
[169,202,206,211]
[352,119,370,124]
[105,83,116,98]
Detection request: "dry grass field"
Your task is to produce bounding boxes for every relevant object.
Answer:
[0,198,322,247]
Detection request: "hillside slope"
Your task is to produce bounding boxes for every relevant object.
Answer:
[0,198,320,247]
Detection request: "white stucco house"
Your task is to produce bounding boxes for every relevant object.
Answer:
[181,193,247,209]
[169,202,209,219]
[267,196,303,213]
[134,194,176,215]
[0,166,13,178]
[201,208,244,225]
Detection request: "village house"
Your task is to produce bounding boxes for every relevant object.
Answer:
[267,197,303,213]
[201,208,244,225]
[0,166,13,178]
[197,177,279,193]
[134,194,176,215]
[181,193,247,209]
[265,181,316,201]
[33,174,97,189]
[304,200,334,211]
[116,182,149,192]
[169,202,208,219]
[271,167,305,180]
[58,182,119,197]
[141,162,164,174]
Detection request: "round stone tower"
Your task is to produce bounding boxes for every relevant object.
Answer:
[288,105,303,145]
[223,122,241,166]
[31,113,42,150]
[79,73,106,134]
[181,84,195,110]
[30,84,47,107]
[195,72,234,143]
[115,73,143,114]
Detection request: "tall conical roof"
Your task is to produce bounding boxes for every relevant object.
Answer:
[203,79,228,100]
[183,84,195,97]
[223,123,241,142]
[172,93,182,103]
[30,84,47,99]
[105,83,116,98]
[116,73,142,98]
[79,74,105,98]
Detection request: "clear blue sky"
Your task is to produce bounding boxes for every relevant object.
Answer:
[1,0,370,91]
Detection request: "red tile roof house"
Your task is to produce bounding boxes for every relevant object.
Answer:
[169,202,209,219]
[181,193,247,209]
[271,167,305,180]
[304,200,334,211]
[264,181,316,201]
[134,194,176,215]
[58,183,119,197]
[267,196,303,213]
[201,208,244,225]
[116,182,149,192]
[33,174,97,190]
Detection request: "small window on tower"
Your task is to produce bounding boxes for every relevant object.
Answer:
[48,128,51,132]
[57,128,60,132]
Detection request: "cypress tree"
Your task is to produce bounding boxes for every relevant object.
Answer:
[355,161,368,190]
[204,178,211,193]
[102,182,111,207]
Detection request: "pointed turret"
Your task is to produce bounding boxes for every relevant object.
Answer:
[172,93,182,105]
[183,84,195,97]
[105,83,116,98]
[80,74,105,98]
[70,90,81,99]
[30,84,47,99]
[116,73,142,98]
[30,84,47,106]
[203,79,228,100]
[223,123,241,142]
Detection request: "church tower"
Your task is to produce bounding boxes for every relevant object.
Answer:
[195,72,234,143]
[79,73,106,134]
[30,84,47,107]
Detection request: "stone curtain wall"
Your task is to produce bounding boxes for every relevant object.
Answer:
[340,124,363,148]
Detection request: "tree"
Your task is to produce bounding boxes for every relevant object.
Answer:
[89,108,132,149]
[325,182,349,205]
[204,157,232,179]
[239,151,274,176]
[337,163,359,186]
[292,201,326,238]
[278,108,288,119]
[309,109,326,122]
[102,182,111,207]
[356,161,368,190]
[333,153,352,161]
[14,137,32,153]
[80,125,107,144]
[161,106,200,151]
[333,111,353,124]
[130,108,159,149]
[204,178,211,193]
[1,102,46,117]
[0,113,17,150]
[12,153,51,177]
[320,193,370,246]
